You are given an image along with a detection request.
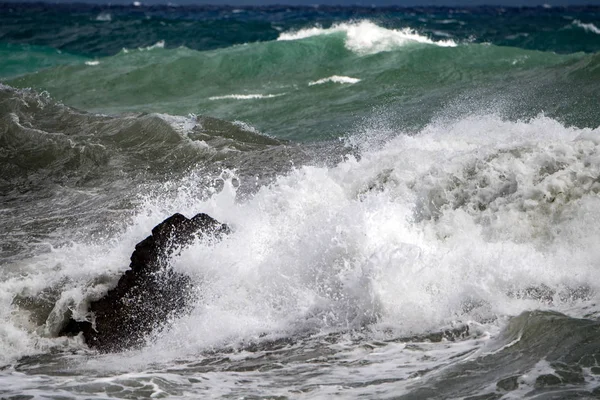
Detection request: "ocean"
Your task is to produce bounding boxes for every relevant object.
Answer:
[1,3,600,399]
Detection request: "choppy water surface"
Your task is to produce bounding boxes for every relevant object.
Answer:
[1,4,600,399]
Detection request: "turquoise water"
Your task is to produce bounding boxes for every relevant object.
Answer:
[2,5,600,139]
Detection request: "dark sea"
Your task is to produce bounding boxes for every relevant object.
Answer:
[1,3,600,399]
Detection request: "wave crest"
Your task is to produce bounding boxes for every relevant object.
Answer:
[208,93,286,101]
[573,20,600,35]
[308,75,361,86]
[278,20,457,55]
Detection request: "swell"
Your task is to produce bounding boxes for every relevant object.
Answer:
[402,311,600,399]
[0,43,85,79]
[9,24,593,93]
[0,85,270,187]
[0,83,329,203]
[6,36,600,140]
[0,85,330,265]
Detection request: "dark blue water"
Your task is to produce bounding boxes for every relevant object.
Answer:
[1,3,600,57]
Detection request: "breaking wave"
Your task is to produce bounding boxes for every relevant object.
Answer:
[308,75,361,86]
[3,112,600,365]
[278,20,457,54]
[573,20,600,35]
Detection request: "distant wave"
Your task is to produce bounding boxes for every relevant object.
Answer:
[278,21,457,55]
[573,20,600,35]
[208,93,286,101]
[95,12,112,22]
[308,75,361,86]
[144,40,165,50]
[120,40,166,54]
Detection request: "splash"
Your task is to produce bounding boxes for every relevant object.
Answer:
[131,114,600,354]
[2,112,600,380]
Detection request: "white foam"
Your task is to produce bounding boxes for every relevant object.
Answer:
[3,113,600,370]
[150,113,217,153]
[309,75,361,86]
[156,113,197,135]
[438,19,459,24]
[573,20,600,35]
[208,93,285,101]
[133,114,600,356]
[84,60,100,66]
[119,40,166,54]
[232,120,261,134]
[145,40,165,50]
[95,12,112,22]
[278,20,457,55]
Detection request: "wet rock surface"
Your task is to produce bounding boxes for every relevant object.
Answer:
[60,212,229,352]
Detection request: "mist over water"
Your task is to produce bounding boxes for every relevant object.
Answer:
[1,3,600,399]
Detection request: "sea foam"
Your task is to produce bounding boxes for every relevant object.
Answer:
[2,113,600,368]
[208,93,285,100]
[141,114,600,356]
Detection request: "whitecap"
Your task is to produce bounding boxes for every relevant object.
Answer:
[573,20,600,35]
[278,20,457,55]
[143,40,165,50]
[155,113,197,135]
[208,93,286,101]
[308,75,361,86]
[232,120,261,134]
[95,12,112,22]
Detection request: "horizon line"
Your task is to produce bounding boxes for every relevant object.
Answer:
[2,1,599,7]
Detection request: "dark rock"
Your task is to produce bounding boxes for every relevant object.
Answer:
[60,212,229,352]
